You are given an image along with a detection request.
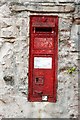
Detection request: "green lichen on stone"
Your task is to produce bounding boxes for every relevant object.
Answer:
[67,67,76,74]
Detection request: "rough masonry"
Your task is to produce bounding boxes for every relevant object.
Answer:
[0,0,80,119]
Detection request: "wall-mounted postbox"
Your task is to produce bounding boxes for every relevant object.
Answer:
[28,15,58,102]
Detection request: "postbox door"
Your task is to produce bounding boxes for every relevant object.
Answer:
[28,15,58,102]
[33,56,55,95]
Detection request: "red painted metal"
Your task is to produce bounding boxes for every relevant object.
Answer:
[28,15,58,102]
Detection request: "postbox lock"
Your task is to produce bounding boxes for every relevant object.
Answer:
[35,76,44,85]
[35,77,39,82]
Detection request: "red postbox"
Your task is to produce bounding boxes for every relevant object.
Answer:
[28,15,58,102]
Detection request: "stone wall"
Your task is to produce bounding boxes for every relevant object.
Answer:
[0,0,79,119]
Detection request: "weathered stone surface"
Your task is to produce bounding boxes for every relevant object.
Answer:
[0,26,19,38]
[0,4,11,17]
[9,2,75,13]
[5,0,76,3]
[0,42,13,63]
[0,38,4,48]
[74,18,80,24]
[0,0,75,4]
[65,4,75,12]
[59,31,71,41]
[59,18,72,31]
[3,38,15,43]
[59,0,75,2]
[15,18,29,36]
[71,24,79,51]
[0,18,14,28]
[75,0,80,4]
[74,4,80,19]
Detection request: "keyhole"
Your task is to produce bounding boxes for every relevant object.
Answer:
[36,78,39,82]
